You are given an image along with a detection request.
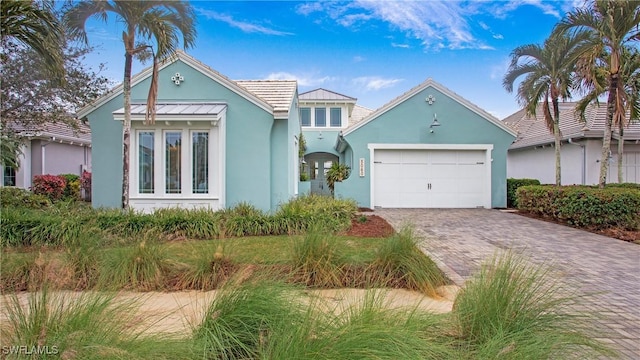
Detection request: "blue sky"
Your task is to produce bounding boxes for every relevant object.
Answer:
[80,0,585,119]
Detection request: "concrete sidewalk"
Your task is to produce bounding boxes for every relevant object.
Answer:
[376,208,640,359]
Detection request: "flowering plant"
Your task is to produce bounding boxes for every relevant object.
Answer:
[31,175,66,200]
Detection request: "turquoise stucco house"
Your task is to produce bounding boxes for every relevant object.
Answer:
[77,51,300,213]
[79,52,516,212]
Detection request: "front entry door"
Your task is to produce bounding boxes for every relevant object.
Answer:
[310,159,335,196]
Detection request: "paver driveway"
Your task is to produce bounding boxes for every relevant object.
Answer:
[376,208,640,359]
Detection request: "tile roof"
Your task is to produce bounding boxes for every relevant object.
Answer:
[299,88,356,102]
[235,80,297,118]
[347,104,374,130]
[503,102,640,149]
[9,120,91,143]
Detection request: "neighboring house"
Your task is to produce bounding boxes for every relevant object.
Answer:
[77,51,299,213]
[79,51,516,212]
[504,102,640,185]
[1,121,92,188]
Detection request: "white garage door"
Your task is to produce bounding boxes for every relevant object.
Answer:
[373,149,489,208]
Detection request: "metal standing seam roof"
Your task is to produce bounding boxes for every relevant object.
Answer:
[235,80,298,118]
[503,102,640,149]
[113,103,227,117]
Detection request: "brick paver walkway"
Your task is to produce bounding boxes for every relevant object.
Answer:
[376,208,640,359]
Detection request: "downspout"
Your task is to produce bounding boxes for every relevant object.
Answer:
[567,138,585,185]
[41,139,53,175]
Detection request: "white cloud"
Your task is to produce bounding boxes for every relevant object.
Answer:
[266,72,337,87]
[297,1,490,51]
[353,76,403,91]
[493,34,504,40]
[198,9,293,36]
[391,43,410,49]
[488,0,562,19]
[353,55,366,63]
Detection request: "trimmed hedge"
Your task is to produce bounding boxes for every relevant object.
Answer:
[516,185,640,230]
[506,178,541,208]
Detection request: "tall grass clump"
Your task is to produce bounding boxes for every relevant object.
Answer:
[98,231,173,291]
[63,232,103,290]
[452,252,615,359]
[194,279,306,359]
[220,202,272,237]
[265,290,455,359]
[370,226,446,297]
[1,289,193,359]
[291,225,345,287]
[173,242,236,290]
[0,253,41,292]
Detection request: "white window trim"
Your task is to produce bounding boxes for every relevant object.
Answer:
[300,105,348,130]
[128,111,226,209]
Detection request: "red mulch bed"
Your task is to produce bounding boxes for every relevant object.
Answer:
[513,210,639,243]
[345,215,395,237]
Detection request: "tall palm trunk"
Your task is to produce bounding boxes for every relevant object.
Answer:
[122,43,133,210]
[617,125,624,183]
[551,97,562,186]
[599,73,619,188]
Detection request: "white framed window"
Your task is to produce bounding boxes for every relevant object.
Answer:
[315,108,326,127]
[138,132,154,194]
[300,108,311,127]
[300,105,348,129]
[133,127,215,198]
[330,107,342,127]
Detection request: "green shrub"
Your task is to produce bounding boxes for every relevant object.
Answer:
[0,187,50,209]
[506,178,541,208]
[453,252,614,358]
[59,173,81,199]
[277,195,357,233]
[605,182,640,189]
[517,185,640,230]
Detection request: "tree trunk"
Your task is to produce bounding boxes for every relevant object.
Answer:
[617,130,624,183]
[552,97,561,186]
[122,51,132,210]
[599,73,618,188]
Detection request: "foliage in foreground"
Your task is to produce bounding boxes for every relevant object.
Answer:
[1,289,192,359]
[452,252,615,359]
[0,192,357,247]
[1,252,615,359]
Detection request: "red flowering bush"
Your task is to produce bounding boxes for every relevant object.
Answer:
[31,175,66,201]
[81,171,92,200]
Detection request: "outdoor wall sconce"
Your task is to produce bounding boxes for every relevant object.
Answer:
[318,131,324,139]
[429,113,441,133]
[171,72,184,85]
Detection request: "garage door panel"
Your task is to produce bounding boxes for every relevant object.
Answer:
[401,150,429,164]
[373,148,489,208]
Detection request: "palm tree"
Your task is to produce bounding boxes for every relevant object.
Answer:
[503,30,591,186]
[575,46,640,183]
[556,0,640,188]
[1,0,64,77]
[64,1,196,209]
